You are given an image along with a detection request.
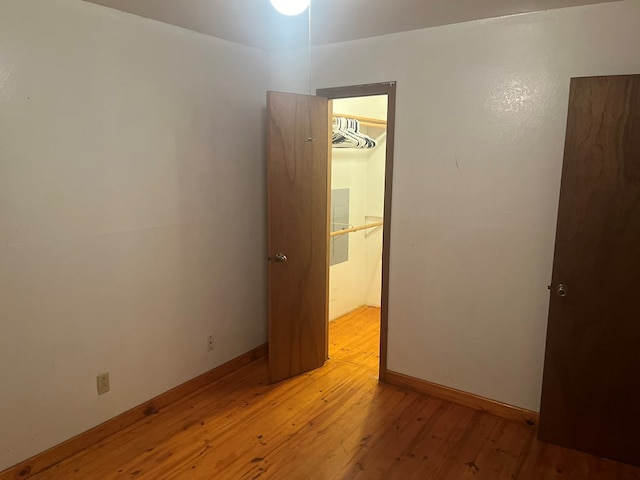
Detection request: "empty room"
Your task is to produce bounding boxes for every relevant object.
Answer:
[1,0,640,478]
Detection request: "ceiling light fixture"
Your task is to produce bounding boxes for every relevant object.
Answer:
[270,0,310,16]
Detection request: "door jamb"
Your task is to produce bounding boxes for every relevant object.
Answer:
[316,82,397,382]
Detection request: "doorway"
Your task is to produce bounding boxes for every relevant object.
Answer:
[318,83,397,381]
[266,83,396,384]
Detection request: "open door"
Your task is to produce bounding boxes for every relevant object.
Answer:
[267,91,331,383]
[539,75,640,466]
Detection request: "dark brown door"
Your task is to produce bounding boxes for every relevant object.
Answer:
[266,91,331,383]
[539,75,640,466]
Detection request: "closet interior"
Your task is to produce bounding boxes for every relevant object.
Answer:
[329,95,388,353]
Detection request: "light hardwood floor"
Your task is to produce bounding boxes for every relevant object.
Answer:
[30,307,640,479]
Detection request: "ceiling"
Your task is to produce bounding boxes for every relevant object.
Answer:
[83,0,620,51]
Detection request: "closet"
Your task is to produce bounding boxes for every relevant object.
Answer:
[267,85,395,383]
[328,96,388,332]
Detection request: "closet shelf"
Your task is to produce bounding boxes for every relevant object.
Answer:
[333,114,386,129]
[330,221,384,238]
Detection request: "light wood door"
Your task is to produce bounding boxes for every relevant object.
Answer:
[539,75,640,466]
[267,91,330,383]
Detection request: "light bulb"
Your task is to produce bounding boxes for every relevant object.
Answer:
[270,0,310,16]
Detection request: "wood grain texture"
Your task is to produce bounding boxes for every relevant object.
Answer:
[384,371,539,426]
[539,75,640,466]
[317,82,397,382]
[9,306,640,479]
[267,91,330,383]
[0,344,267,480]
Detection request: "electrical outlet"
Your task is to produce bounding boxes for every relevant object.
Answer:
[97,372,110,395]
[207,335,215,352]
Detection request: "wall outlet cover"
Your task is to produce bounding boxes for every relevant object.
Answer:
[97,372,110,395]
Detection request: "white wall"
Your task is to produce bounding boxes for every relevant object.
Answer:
[271,0,640,411]
[364,128,386,308]
[329,147,368,319]
[0,0,269,470]
[329,97,386,319]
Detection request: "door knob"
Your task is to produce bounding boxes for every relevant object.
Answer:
[556,283,568,297]
[274,253,287,263]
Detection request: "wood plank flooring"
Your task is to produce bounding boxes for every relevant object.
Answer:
[31,306,640,479]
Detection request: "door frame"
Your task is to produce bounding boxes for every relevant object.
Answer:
[316,82,397,381]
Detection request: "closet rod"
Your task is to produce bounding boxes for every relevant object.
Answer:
[330,221,384,238]
[333,114,387,128]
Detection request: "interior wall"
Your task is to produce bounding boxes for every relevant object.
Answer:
[329,97,386,320]
[270,0,640,411]
[0,0,269,470]
[329,147,368,319]
[364,126,386,308]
